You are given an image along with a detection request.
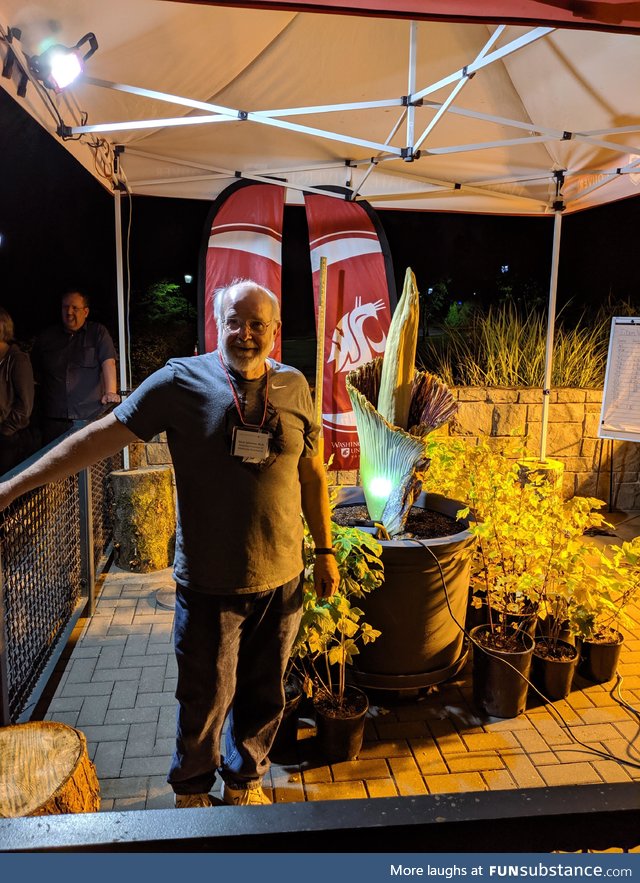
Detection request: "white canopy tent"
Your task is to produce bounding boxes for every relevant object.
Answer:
[1,0,640,460]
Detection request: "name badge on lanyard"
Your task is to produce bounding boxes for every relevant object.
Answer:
[219,352,272,463]
[231,426,271,463]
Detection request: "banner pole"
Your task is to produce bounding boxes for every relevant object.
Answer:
[314,256,328,462]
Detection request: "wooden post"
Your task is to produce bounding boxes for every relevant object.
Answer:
[314,255,328,462]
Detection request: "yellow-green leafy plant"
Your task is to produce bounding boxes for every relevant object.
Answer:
[345,268,458,537]
[291,520,384,712]
[423,436,609,651]
[570,536,640,642]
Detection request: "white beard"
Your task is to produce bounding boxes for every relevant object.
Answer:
[219,338,265,377]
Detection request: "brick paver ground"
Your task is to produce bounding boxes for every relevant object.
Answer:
[40,513,640,812]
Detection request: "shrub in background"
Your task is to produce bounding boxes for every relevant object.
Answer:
[130,280,197,386]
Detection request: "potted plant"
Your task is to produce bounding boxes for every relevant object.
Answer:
[425,436,608,714]
[571,536,640,683]
[342,268,475,692]
[290,520,384,762]
[532,594,579,701]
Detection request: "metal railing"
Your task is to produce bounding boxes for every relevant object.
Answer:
[0,434,123,724]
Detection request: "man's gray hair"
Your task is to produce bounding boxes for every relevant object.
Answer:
[213,279,281,334]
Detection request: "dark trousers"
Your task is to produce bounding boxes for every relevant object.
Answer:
[167,575,303,795]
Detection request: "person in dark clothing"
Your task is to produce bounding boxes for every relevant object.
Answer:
[0,307,35,475]
[31,290,120,444]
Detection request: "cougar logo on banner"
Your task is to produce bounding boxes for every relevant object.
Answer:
[328,297,387,373]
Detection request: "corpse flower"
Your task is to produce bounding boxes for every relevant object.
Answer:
[346,267,458,538]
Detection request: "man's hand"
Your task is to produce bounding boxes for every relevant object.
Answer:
[314,554,340,599]
[101,392,121,405]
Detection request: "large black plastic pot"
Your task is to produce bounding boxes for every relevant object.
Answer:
[470,624,534,718]
[337,488,474,693]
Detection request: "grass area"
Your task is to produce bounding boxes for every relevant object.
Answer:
[418,303,617,388]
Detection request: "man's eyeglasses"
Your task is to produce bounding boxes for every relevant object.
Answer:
[223,318,274,335]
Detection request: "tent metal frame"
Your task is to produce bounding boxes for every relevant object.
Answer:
[3,12,638,462]
[67,17,635,460]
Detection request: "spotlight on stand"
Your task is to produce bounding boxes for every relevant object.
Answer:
[29,32,98,92]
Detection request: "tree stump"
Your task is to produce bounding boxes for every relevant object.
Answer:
[110,465,176,572]
[0,721,101,817]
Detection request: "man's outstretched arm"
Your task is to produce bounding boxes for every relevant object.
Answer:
[0,413,137,510]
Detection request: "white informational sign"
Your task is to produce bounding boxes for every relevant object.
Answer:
[599,317,640,442]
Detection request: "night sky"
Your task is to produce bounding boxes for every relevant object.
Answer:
[2,84,640,351]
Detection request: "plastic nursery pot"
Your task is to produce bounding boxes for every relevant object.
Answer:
[313,686,369,762]
[532,638,578,701]
[470,625,534,719]
[579,630,624,684]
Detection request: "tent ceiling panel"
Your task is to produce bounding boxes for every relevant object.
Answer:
[1,0,639,214]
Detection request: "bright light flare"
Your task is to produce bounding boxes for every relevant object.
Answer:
[49,50,83,91]
[368,477,392,501]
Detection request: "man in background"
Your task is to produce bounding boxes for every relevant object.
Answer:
[31,290,120,444]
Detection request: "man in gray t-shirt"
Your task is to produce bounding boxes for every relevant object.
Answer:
[0,279,339,809]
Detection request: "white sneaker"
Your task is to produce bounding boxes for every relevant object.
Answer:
[221,783,271,806]
[174,792,212,808]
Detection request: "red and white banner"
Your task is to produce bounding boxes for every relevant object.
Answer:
[201,181,285,357]
[304,192,395,471]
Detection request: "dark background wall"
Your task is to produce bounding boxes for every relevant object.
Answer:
[2,85,640,349]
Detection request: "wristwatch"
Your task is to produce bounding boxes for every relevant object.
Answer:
[314,547,335,555]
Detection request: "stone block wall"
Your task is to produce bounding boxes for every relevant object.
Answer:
[126,389,640,509]
[128,434,171,469]
[446,387,640,509]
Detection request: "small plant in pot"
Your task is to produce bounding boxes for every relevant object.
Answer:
[570,536,640,683]
[290,520,384,762]
[533,594,579,701]
[425,436,609,715]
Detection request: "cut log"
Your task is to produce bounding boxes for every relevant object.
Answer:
[110,465,176,572]
[0,721,100,817]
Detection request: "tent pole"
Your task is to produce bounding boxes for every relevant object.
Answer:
[114,188,130,470]
[406,22,417,153]
[539,209,563,462]
[314,256,328,462]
